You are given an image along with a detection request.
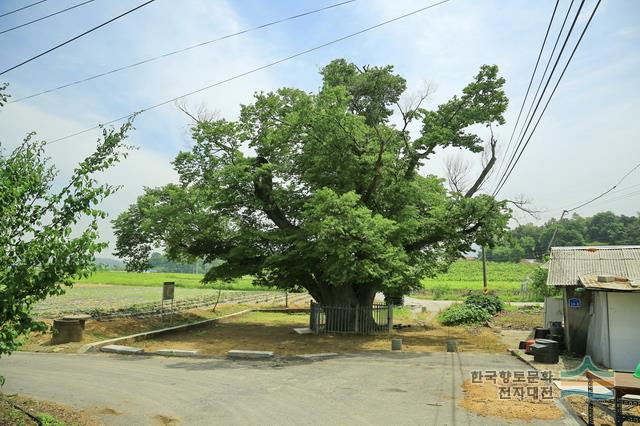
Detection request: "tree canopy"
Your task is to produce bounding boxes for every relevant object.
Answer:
[0,83,132,362]
[114,59,511,307]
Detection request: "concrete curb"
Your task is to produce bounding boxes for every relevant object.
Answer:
[296,353,339,361]
[228,350,274,359]
[78,309,252,354]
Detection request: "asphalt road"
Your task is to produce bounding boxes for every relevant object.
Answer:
[0,351,575,425]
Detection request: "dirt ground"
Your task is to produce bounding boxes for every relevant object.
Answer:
[137,310,507,356]
[20,304,250,354]
[459,379,564,422]
[490,305,543,330]
[0,393,101,426]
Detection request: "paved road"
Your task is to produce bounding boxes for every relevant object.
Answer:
[1,351,575,425]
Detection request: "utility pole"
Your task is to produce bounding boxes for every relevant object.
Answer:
[546,209,568,257]
[482,246,488,295]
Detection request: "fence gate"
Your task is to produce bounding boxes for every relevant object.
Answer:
[309,302,393,335]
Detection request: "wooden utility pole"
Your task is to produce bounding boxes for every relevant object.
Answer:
[482,246,488,294]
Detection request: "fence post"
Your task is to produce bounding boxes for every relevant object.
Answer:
[387,304,393,333]
[310,302,320,334]
[354,305,360,334]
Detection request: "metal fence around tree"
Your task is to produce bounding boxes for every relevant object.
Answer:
[309,302,393,335]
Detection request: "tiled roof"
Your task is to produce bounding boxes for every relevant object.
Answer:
[547,246,640,286]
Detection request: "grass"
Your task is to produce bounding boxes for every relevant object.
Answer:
[0,393,97,426]
[415,259,540,301]
[77,270,261,290]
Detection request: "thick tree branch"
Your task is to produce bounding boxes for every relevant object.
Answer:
[464,129,497,198]
[252,157,296,230]
[362,126,386,203]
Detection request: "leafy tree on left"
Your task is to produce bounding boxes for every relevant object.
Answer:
[0,83,133,368]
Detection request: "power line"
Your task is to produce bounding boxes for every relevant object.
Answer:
[0,0,95,35]
[493,0,584,196]
[588,188,640,207]
[565,161,640,213]
[608,182,640,196]
[0,0,157,76]
[9,0,355,103]
[46,0,452,145]
[493,0,601,197]
[554,181,640,211]
[493,0,559,187]
[0,0,48,18]
[497,0,576,191]
[545,159,639,252]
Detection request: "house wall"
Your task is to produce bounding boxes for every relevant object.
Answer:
[544,297,564,327]
[607,292,640,372]
[586,291,610,368]
[563,287,591,356]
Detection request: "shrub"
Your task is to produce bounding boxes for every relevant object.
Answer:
[529,267,559,299]
[464,293,503,314]
[438,303,492,326]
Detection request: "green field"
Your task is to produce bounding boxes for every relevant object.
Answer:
[30,271,273,317]
[34,261,537,316]
[77,270,260,291]
[416,260,539,301]
[33,284,238,318]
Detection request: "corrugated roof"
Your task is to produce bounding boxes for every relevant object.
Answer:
[547,246,640,286]
[579,274,640,291]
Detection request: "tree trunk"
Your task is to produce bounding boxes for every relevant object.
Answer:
[307,282,380,332]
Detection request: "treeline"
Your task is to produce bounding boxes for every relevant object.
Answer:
[96,252,211,273]
[488,211,640,262]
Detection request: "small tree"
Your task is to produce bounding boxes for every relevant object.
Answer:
[530,267,558,300]
[0,84,133,371]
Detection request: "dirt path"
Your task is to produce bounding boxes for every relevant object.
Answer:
[1,351,577,425]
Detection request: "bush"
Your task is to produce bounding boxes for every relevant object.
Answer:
[438,303,492,326]
[464,293,503,314]
[529,267,559,299]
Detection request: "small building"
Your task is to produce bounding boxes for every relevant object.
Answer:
[546,245,640,372]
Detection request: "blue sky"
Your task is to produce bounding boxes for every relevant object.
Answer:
[1,0,639,255]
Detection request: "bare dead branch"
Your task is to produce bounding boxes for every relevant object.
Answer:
[175,100,219,123]
[504,195,543,219]
[445,155,471,193]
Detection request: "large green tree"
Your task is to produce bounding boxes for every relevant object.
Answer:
[114,60,511,309]
[0,84,132,362]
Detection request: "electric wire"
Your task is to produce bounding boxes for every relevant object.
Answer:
[45,0,451,145]
[0,0,95,35]
[494,0,584,196]
[493,0,559,186]
[497,0,576,191]
[0,0,157,76]
[0,0,48,18]
[565,161,640,213]
[545,159,639,253]
[9,0,355,103]
[493,0,601,197]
